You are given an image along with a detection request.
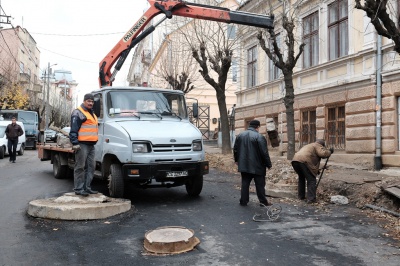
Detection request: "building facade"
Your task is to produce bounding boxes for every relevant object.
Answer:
[0,26,42,105]
[235,0,400,167]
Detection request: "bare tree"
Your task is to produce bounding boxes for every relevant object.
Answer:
[155,35,199,93]
[355,0,400,54]
[175,3,242,154]
[257,6,305,160]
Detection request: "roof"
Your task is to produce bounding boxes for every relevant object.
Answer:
[54,70,75,83]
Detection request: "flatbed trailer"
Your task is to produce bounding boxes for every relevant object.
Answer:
[38,144,75,179]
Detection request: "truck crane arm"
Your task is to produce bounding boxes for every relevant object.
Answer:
[99,0,274,87]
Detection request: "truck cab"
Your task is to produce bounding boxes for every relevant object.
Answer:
[91,86,208,197]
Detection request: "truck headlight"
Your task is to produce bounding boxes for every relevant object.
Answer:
[132,143,149,153]
[192,140,202,151]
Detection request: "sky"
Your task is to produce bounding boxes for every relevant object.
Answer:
[0,0,150,99]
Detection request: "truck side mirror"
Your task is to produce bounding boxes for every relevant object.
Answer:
[192,102,198,118]
[93,96,101,118]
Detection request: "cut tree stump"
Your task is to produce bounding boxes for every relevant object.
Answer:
[144,226,200,254]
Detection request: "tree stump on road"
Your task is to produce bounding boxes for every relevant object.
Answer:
[144,226,200,254]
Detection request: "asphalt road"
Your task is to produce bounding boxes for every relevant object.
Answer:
[0,150,399,266]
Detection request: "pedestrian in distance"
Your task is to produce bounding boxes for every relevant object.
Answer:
[69,93,99,197]
[5,117,24,163]
[233,120,272,207]
[291,139,333,203]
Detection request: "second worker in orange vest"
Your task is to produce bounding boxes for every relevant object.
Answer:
[69,93,99,197]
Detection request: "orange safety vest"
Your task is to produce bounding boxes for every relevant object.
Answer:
[77,106,98,142]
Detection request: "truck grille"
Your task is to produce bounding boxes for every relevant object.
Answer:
[152,144,192,152]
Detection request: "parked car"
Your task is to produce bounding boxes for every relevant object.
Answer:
[0,121,26,159]
[44,129,57,142]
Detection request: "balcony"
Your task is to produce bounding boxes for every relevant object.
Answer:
[133,72,141,81]
[141,49,151,65]
[19,73,30,84]
[32,83,42,92]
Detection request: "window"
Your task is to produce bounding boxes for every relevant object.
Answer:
[20,62,24,73]
[303,12,319,68]
[300,109,316,147]
[328,0,348,60]
[269,33,281,81]
[94,94,103,119]
[231,58,237,82]
[326,106,345,148]
[247,46,257,87]
[227,25,236,39]
[107,91,188,119]
[266,115,280,148]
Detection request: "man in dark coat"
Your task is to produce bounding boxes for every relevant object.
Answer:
[233,120,272,206]
[292,139,333,203]
[5,117,24,163]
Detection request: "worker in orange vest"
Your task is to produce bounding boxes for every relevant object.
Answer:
[69,93,99,197]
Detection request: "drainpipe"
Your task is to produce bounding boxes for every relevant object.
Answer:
[375,35,382,170]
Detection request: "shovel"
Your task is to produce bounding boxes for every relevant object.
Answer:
[316,156,330,190]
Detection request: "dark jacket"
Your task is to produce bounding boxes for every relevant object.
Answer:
[69,104,98,145]
[5,123,24,140]
[233,127,272,176]
[292,142,331,177]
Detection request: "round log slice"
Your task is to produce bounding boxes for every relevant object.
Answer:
[144,226,200,254]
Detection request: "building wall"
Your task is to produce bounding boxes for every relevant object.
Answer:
[235,0,400,167]
[0,27,41,98]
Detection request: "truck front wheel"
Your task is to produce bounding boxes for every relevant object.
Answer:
[108,164,124,198]
[53,154,67,179]
[185,174,203,197]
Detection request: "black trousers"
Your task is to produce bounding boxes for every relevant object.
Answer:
[7,139,18,161]
[240,172,268,205]
[291,161,317,201]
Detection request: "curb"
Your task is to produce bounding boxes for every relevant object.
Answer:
[27,193,131,220]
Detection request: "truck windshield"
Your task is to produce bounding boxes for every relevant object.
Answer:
[107,91,187,119]
[0,110,36,125]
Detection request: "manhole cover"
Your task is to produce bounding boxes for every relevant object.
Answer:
[144,226,200,254]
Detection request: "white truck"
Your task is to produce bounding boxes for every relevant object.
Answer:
[38,86,209,198]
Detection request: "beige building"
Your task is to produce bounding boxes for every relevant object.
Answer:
[234,0,400,167]
[0,26,42,105]
[127,0,239,139]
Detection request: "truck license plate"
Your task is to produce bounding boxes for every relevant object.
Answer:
[166,171,188,177]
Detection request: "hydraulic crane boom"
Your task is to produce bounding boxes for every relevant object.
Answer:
[99,0,274,87]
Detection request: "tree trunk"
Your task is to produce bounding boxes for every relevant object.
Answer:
[283,70,295,160]
[216,90,231,154]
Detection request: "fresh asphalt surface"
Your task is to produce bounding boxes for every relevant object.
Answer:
[0,150,399,265]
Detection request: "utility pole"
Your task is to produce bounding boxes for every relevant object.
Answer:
[46,63,57,129]
[64,74,67,124]
[46,63,50,129]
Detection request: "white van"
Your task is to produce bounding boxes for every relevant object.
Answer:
[0,121,26,159]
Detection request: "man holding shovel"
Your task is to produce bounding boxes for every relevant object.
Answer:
[291,139,333,203]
